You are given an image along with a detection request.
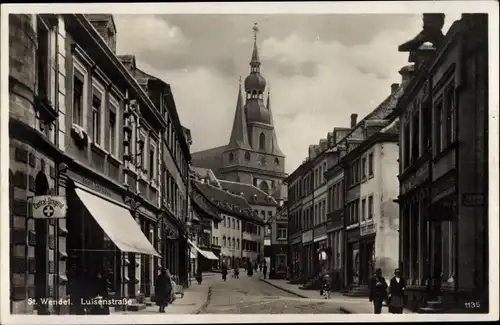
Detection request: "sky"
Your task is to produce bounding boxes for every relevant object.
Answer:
[114,13,461,174]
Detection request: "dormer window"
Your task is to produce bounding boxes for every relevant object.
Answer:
[244,152,251,161]
[229,152,234,162]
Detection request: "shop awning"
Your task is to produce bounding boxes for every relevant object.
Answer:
[187,239,219,260]
[75,187,160,257]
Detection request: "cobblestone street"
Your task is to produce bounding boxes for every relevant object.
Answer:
[200,274,344,314]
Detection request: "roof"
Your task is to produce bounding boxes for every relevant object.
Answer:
[266,204,288,224]
[84,14,116,36]
[219,180,279,207]
[191,184,222,221]
[267,91,285,157]
[228,83,251,150]
[194,181,264,225]
[191,146,226,171]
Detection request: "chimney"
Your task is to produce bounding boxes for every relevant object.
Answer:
[399,65,415,87]
[350,114,358,128]
[391,83,400,94]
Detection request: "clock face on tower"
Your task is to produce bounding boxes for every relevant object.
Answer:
[258,154,267,166]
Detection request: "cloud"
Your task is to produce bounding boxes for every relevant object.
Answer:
[114,13,462,173]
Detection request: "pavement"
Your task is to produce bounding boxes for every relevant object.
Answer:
[113,272,220,315]
[112,271,414,314]
[260,278,414,314]
[200,272,344,314]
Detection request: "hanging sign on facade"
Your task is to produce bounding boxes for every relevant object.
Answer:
[32,196,67,219]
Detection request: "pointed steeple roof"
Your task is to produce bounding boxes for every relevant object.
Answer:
[266,87,285,157]
[250,22,261,67]
[228,78,251,149]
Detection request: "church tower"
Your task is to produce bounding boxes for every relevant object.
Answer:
[220,22,286,199]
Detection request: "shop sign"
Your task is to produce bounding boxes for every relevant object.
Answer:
[401,163,429,194]
[462,193,485,207]
[290,236,302,245]
[347,227,359,242]
[32,196,67,219]
[360,221,376,237]
[302,230,313,243]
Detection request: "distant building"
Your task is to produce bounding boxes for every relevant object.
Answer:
[192,171,265,269]
[265,202,289,271]
[191,24,286,202]
[286,134,339,281]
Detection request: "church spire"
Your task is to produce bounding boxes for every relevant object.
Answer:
[228,77,251,149]
[250,22,261,69]
[266,85,285,157]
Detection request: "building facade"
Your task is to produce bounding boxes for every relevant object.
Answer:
[193,178,265,269]
[8,14,191,314]
[265,203,289,271]
[191,24,286,201]
[118,55,192,288]
[286,136,338,282]
[341,122,400,289]
[396,14,489,312]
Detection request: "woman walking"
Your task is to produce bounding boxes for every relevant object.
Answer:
[388,268,406,314]
[155,268,172,313]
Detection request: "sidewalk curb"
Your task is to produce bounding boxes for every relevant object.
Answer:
[339,307,353,314]
[259,278,308,299]
[194,286,212,314]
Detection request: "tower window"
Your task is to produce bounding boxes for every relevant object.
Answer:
[244,152,251,161]
[274,158,280,166]
[229,152,234,162]
[259,132,266,151]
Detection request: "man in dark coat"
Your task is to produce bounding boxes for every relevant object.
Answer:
[388,268,406,314]
[263,263,268,279]
[155,268,172,313]
[89,271,111,315]
[247,261,253,276]
[369,268,388,314]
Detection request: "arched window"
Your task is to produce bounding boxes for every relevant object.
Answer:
[223,236,226,247]
[237,239,240,249]
[244,152,251,161]
[259,181,270,194]
[229,152,234,162]
[274,158,280,166]
[232,238,235,248]
[259,132,266,151]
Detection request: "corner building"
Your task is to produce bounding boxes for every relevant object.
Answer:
[395,14,489,312]
[8,14,191,314]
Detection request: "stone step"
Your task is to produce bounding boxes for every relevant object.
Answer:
[427,301,443,308]
[127,303,147,312]
[418,307,444,314]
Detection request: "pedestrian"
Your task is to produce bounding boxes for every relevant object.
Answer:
[222,263,228,281]
[259,263,263,273]
[388,268,406,314]
[369,268,388,314]
[263,264,268,279]
[234,266,239,279]
[195,268,203,284]
[155,268,172,313]
[247,261,253,277]
[89,270,110,315]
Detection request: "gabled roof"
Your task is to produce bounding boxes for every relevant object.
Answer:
[219,180,279,207]
[194,180,264,225]
[191,183,222,222]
